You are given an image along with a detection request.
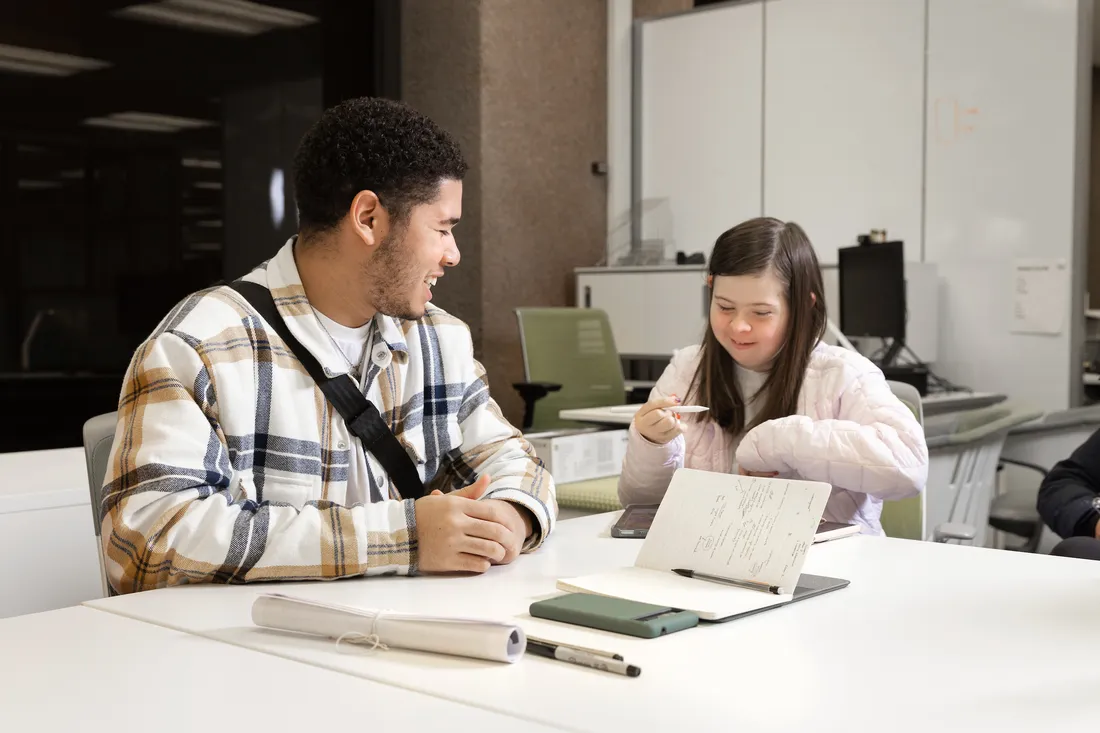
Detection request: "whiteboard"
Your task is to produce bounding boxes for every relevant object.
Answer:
[762,0,926,265]
[638,2,763,261]
[923,0,1088,410]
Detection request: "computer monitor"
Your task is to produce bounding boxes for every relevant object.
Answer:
[838,241,906,365]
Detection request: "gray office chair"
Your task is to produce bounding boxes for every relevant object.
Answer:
[988,458,1047,552]
[887,380,923,426]
[82,412,117,597]
[990,406,1100,551]
[921,405,1044,545]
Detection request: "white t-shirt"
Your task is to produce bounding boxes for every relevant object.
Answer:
[732,364,769,462]
[314,310,372,375]
[314,310,373,502]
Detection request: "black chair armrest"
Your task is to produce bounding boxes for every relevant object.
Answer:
[512,382,562,431]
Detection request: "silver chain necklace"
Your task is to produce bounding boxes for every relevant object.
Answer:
[311,306,371,380]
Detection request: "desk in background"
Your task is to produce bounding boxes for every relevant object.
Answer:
[0,447,102,618]
[624,379,656,392]
[83,512,1100,733]
[561,390,1007,427]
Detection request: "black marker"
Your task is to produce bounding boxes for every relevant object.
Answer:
[672,568,787,595]
[526,639,640,677]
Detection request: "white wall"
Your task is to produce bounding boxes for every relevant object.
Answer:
[638,3,763,260]
[763,0,926,265]
[625,0,1092,409]
[924,0,1089,410]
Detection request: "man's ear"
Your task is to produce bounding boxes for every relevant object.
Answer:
[350,190,382,247]
[706,274,713,289]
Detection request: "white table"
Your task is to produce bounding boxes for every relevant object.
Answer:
[85,513,1100,733]
[0,447,102,617]
[0,606,560,732]
[559,405,636,425]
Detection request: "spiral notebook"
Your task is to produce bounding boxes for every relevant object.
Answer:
[251,593,526,663]
[559,469,849,621]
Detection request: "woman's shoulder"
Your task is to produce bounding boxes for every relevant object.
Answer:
[669,344,703,371]
[806,342,884,383]
[653,344,703,396]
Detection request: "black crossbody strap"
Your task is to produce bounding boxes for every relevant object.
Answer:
[228,280,425,500]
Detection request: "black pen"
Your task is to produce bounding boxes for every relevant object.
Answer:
[672,568,787,595]
[526,639,641,677]
[526,635,624,661]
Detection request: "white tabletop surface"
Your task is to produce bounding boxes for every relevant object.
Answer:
[0,606,560,732]
[85,513,1100,733]
[0,447,89,512]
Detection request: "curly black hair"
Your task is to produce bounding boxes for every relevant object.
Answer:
[292,97,468,234]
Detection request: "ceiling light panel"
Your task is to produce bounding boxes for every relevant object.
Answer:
[113,0,318,36]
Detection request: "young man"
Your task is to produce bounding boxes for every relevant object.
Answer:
[1037,426,1100,561]
[101,98,557,593]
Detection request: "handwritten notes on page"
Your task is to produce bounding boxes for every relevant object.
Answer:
[557,469,833,620]
[634,469,831,590]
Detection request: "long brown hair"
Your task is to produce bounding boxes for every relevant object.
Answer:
[687,218,827,435]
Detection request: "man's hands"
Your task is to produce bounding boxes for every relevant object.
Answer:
[414,475,533,574]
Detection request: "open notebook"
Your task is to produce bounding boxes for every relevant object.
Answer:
[560,469,849,621]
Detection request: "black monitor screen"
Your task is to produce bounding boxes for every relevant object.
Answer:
[838,242,906,341]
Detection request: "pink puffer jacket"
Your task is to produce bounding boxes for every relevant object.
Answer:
[618,342,928,535]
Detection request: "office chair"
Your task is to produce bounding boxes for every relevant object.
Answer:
[878,382,1043,544]
[916,405,1043,545]
[879,381,926,540]
[513,308,627,432]
[989,406,1100,552]
[988,458,1047,552]
[82,412,118,597]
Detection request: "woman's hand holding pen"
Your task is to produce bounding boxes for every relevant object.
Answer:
[634,394,684,445]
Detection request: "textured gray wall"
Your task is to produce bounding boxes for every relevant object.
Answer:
[401,0,485,336]
[402,0,608,424]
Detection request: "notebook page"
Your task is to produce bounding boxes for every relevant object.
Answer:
[557,566,786,621]
[634,468,831,589]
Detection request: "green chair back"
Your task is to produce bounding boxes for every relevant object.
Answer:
[515,308,626,432]
[879,381,925,540]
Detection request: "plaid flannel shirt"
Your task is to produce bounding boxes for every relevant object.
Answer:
[101,239,557,593]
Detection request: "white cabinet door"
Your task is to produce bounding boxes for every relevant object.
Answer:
[578,270,709,357]
[763,0,926,266]
[640,2,764,261]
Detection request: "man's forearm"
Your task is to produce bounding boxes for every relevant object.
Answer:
[1038,477,1099,539]
[1071,502,1100,538]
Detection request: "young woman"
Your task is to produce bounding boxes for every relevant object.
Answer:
[618,218,927,535]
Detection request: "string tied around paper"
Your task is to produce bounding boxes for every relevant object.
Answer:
[334,609,390,653]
